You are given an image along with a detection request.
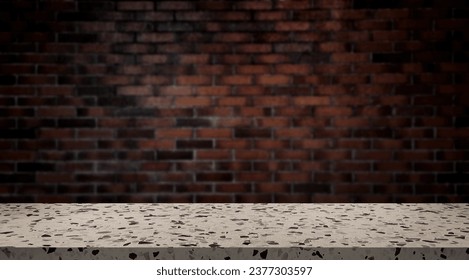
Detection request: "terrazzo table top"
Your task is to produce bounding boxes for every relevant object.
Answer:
[1,203,468,260]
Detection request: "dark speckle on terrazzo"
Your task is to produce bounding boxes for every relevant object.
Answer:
[129,253,137,260]
[92,250,99,255]
[260,250,268,259]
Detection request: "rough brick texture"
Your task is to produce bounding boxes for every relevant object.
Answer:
[0,0,468,203]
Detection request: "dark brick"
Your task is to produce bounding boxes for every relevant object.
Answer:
[58,33,98,43]
[292,184,331,193]
[176,140,213,149]
[235,128,271,138]
[0,174,35,183]
[353,0,433,9]
[196,173,233,182]
[114,108,156,117]
[0,129,36,139]
[0,75,16,85]
[176,118,211,127]
[58,119,96,128]
[17,162,55,172]
[157,151,193,160]
[437,173,469,183]
[57,12,100,21]
[77,86,114,96]
[372,53,412,63]
[454,117,469,128]
[117,129,154,139]
[97,96,138,107]
[77,2,116,11]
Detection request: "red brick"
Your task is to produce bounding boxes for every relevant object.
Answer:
[213,32,249,42]
[372,31,409,41]
[295,10,330,20]
[174,97,212,107]
[139,140,174,150]
[293,96,330,106]
[236,44,272,53]
[294,32,326,42]
[256,118,290,128]
[293,139,329,149]
[138,97,173,108]
[218,97,248,106]
[254,54,290,64]
[218,75,252,85]
[176,75,211,85]
[275,64,311,74]
[117,86,152,96]
[37,107,76,117]
[275,128,312,138]
[274,43,312,53]
[315,150,351,161]
[137,33,175,43]
[275,150,310,160]
[237,1,272,10]
[256,75,290,85]
[157,1,193,10]
[254,139,290,149]
[373,74,408,84]
[178,54,210,64]
[117,1,153,10]
[156,128,192,138]
[275,22,310,31]
[157,86,191,96]
[253,96,289,107]
[140,55,168,64]
[276,172,311,182]
[315,107,353,117]
[236,150,270,160]
[331,53,369,63]
[276,0,311,9]
[236,65,270,75]
[237,172,271,182]
[255,11,288,21]
[316,0,351,8]
[196,65,231,75]
[315,85,352,95]
[196,128,232,138]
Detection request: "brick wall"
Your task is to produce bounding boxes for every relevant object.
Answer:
[0,0,468,203]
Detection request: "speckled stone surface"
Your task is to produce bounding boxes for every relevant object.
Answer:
[1,203,468,260]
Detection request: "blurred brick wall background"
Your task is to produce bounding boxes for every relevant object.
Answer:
[0,0,468,203]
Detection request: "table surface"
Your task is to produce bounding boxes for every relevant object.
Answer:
[1,203,468,249]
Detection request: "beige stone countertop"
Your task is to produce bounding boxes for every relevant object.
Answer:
[1,203,468,260]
